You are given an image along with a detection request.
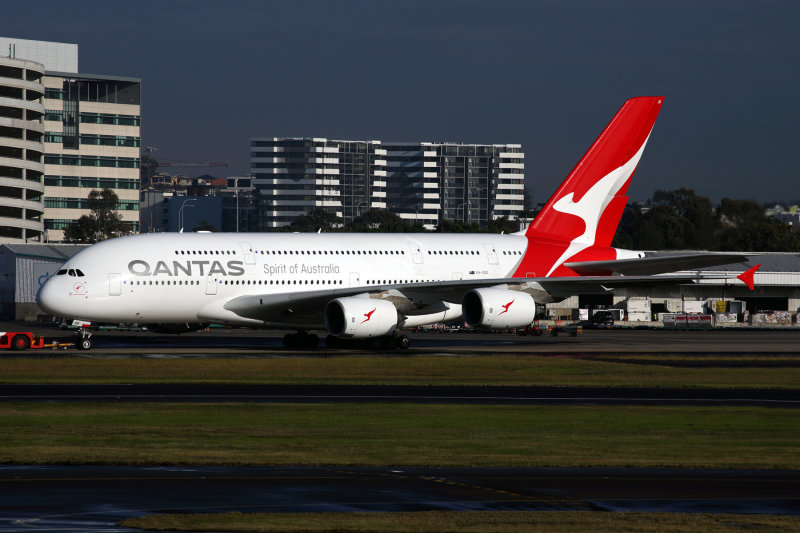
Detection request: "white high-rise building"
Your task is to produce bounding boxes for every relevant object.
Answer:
[250,138,524,229]
[250,138,387,229]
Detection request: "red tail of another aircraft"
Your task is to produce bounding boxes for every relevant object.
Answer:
[514,96,664,278]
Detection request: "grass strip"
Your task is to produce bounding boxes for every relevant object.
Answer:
[120,511,800,533]
[0,403,797,468]
[1,355,799,388]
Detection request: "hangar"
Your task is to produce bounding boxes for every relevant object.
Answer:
[0,243,85,320]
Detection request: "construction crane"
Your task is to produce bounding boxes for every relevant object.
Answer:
[141,147,228,187]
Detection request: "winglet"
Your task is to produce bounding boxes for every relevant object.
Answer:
[737,264,760,290]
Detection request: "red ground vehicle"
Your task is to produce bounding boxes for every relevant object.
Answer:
[0,331,83,350]
[0,331,45,350]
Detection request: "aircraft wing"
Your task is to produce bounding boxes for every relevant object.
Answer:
[564,253,750,276]
[220,273,729,327]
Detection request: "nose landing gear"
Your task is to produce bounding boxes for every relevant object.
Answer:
[76,328,93,350]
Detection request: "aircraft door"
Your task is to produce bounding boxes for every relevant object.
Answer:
[108,273,121,296]
[349,272,361,287]
[205,276,218,295]
[408,243,423,264]
[483,243,499,265]
[239,242,256,265]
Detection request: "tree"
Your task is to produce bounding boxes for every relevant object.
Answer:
[436,218,483,233]
[192,220,218,232]
[283,208,342,232]
[64,189,130,243]
[652,188,718,249]
[487,215,519,234]
[349,209,419,232]
[716,198,800,251]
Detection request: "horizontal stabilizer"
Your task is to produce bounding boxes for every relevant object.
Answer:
[564,253,749,276]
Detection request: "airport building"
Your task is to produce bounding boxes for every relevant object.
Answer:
[250,138,524,229]
[1,37,141,242]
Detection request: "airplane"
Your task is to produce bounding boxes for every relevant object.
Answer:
[36,96,757,350]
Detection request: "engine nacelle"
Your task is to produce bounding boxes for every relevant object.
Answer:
[324,297,398,338]
[462,288,538,329]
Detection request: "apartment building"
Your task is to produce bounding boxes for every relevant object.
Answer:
[250,138,524,229]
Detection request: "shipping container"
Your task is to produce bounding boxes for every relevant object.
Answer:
[627,311,652,322]
[626,298,651,313]
[683,300,705,314]
[728,301,745,314]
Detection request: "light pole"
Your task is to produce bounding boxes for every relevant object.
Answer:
[178,198,197,232]
[234,177,240,233]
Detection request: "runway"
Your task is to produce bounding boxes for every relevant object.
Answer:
[0,466,798,532]
[0,383,797,407]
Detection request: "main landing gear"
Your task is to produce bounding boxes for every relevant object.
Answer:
[325,333,410,350]
[282,332,410,350]
[282,331,320,349]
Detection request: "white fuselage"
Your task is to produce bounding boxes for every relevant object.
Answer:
[37,232,529,325]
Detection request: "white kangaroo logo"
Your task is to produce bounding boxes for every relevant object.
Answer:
[545,135,650,276]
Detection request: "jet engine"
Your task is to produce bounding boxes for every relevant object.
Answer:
[462,288,538,329]
[324,297,398,338]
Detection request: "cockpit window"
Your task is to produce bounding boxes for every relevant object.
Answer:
[75,269,85,277]
[57,269,67,276]
[68,269,76,276]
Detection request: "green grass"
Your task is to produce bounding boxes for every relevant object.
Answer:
[0,403,797,468]
[1,355,799,388]
[120,511,800,532]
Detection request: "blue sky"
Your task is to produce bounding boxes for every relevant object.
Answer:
[4,0,799,204]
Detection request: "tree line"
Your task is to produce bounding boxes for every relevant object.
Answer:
[612,188,800,252]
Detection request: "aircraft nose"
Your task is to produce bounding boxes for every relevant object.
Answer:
[36,276,67,317]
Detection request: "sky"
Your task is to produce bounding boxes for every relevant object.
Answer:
[4,0,800,205]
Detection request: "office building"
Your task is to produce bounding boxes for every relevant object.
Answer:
[2,37,141,242]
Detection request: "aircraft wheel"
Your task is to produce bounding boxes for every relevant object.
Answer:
[325,335,341,348]
[11,335,30,351]
[304,333,320,349]
[283,333,297,349]
[77,337,93,350]
[395,335,410,350]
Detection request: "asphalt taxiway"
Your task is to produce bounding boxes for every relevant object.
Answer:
[0,383,797,407]
[7,322,800,356]
[0,466,798,532]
